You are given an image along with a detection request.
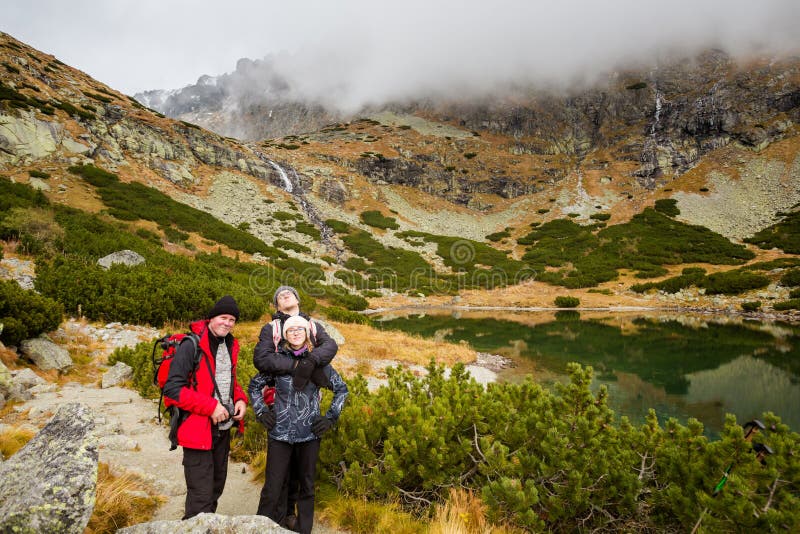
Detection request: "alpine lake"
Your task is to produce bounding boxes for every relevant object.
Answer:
[371,309,800,439]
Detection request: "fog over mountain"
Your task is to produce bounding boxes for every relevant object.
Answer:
[234,0,800,112]
[3,0,800,109]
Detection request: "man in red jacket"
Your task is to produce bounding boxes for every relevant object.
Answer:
[163,295,248,519]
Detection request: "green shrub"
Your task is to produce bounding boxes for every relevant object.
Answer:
[463,152,477,159]
[654,198,680,217]
[316,363,800,532]
[0,206,64,257]
[741,301,761,312]
[702,271,770,295]
[790,288,800,298]
[28,170,50,179]
[746,212,800,253]
[780,268,800,287]
[360,210,399,230]
[314,283,369,311]
[773,299,800,311]
[162,226,189,243]
[554,295,580,308]
[67,164,284,258]
[626,81,647,90]
[295,221,321,240]
[272,211,300,221]
[273,239,312,254]
[590,213,611,221]
[319,306,372,325]
[486,230,510,242]
[325,219,351,234]
[0,279,63,346]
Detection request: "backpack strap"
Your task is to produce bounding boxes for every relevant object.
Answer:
[309,319,318,341]
[271,319,281,347]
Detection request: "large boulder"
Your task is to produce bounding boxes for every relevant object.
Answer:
[101,361,133,388]
[117,512,290,533]
[315,318,345,346]
[97,250,146,270]
[4,367,47,401]
[20,336,73,372]
[0,403,98,533]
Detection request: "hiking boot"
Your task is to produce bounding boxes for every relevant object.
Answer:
[282,514,298,532]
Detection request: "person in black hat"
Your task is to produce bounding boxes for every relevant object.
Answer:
[163,295,249,519]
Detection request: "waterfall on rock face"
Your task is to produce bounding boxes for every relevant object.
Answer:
[268,160,293,192]
[250,148,344,260]
[650,90,663,136]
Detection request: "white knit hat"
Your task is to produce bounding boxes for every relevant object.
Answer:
[283,315,310,337]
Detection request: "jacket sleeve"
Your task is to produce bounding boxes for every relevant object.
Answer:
[163,338,217,416]
[253,323,295,375]
[248,373,269,415]
[323,365,348,422]
[310,321,338,367]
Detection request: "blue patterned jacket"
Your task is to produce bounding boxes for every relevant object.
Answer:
[254,344,348,443]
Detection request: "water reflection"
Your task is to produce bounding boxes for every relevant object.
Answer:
[374,309,800,437]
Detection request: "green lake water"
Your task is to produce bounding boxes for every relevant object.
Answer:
[373,309,800,438]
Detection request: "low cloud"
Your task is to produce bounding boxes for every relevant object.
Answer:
[222,0,800,112]
[4,0,799,108]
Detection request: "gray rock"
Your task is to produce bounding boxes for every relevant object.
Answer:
[97,249,146,270]
[0,403,98,534]
[101,361,133,388]
[10,368,46,389]
[117,512,290,533]
[98,434,138,451]
[314,318,345,346]
[20,336,73,372]
[0,359,11,397]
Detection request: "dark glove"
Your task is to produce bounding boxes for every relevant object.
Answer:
[310,366,332,389]
[257,409,276,430]
[292,358,315,390]
[312,415,333,436]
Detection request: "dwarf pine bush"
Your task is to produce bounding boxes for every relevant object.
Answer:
[312,363,800,532]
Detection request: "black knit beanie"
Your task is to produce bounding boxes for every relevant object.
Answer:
[207,295,240,320]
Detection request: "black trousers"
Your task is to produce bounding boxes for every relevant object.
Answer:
[182,427,230,520]
[258,438,321,534]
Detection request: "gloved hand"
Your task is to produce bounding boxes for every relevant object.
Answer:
[257,409,276,430]
[312,415,333,436]
[292,358,315,390]
[310,366,332,389]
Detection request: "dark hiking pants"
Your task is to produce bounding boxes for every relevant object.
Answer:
[182,427,230,519]
[257,437,321,534]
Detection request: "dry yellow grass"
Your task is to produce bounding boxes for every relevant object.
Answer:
[0,345,19,367]
[331,322,477,367]
[0,424,35,460]
[85,462,164,534]
[429,488,524,534]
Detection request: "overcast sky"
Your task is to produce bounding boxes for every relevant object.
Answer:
[3,0,799,109]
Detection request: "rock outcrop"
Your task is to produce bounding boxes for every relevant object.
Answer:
[117,512,290,534]
[101,361,133,388]
[20,336,73,372]
[97,249,146,270]
[0,403,98,534]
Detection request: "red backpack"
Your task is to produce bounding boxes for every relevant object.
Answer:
[152,331,202,422]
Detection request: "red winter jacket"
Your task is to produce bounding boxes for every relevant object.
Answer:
[163,320,248,450]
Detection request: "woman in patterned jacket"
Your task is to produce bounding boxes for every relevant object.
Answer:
[256,314,348,534]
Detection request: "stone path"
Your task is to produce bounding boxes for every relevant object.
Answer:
[12,382,262,520]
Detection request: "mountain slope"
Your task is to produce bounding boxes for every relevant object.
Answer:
[3,31,800,313]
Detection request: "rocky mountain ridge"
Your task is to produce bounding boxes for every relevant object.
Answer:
[3,31,800,308]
